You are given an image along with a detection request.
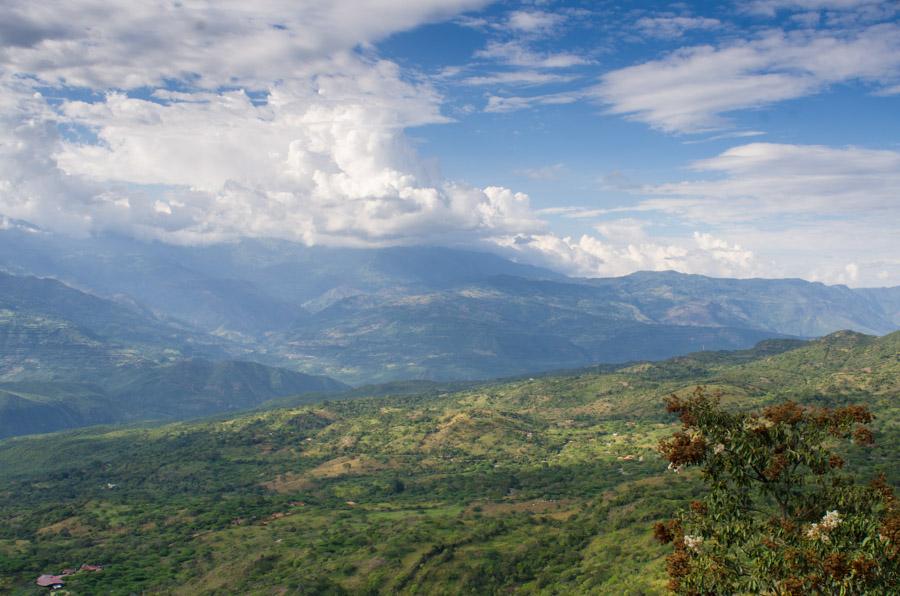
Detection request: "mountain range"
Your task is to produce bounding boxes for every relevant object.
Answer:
[0,270,346,438]
[0,222,900,436]
[1,222,897,385]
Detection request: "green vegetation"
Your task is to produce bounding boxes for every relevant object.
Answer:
[0,331,897,594]
[656,389,897,594]
[0,271,347,437]
[0,360,347,439]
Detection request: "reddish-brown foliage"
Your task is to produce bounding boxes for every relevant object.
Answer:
[853,426,875,446]
[823,553,848,580]
[763,401,805,425]
[659,432,707,467]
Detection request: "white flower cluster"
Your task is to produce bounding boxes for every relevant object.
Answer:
[714,443,726,454]
[806,510,842,542]
[821,510,842,528]
[743,417,774,431]
[683,534,704,552]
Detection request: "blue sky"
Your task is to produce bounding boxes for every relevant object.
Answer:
[0,0,898,285]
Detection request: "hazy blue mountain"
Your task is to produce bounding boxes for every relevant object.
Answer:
[277,276,786,382]
[0,271,347,437]
[0,227,562,337]
[0,270,231,381]
[1,224,897,384]
[0,361,347,439]
[855,286,900,327]
[584,271,899,337]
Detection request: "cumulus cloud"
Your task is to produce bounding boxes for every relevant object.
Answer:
[494,229,765,279]
[8,81,544,245]
[592,23,900,132]
[0,0,561,246]
[600,142,900,286]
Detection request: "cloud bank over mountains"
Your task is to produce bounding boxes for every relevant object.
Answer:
[2,0,539,247]
[0,0,897,286]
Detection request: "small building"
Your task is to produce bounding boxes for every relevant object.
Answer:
[36,574,65,589]
[80,563,104,572]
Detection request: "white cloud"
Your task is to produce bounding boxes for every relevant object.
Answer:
[484,90,580,113]
[642,142,900,221]
[0,1,563,247]
[592,24,900,133]
[460,70,576,86]
[597,142,900,286]
[875,83,900,95]
[0,0,490,89]
[476,40,590,69]
[507,10,565,34]
[635,16,722,39]
[25,84,544,245]
[494,230,765,279]
[682,130,767,144]
[593,218,649,244]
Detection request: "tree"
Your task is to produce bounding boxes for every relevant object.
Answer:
[654,387,898,595]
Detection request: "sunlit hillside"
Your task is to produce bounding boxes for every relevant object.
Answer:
[2,332,896,594]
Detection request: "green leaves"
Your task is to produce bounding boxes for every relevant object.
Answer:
[657,388,897,594]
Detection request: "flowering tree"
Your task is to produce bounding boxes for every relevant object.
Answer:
[654,387,899,594]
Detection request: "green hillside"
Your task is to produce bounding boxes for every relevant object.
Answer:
[0,360,348,439]
[0,272,348,437]
[0,271,229,382]
[1,331,896,594]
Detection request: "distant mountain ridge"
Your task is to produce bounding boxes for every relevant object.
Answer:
[0,358,347,439]
[0,271,347,438]
[0,223,897,383]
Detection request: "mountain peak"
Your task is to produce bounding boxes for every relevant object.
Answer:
[816,329,873,347]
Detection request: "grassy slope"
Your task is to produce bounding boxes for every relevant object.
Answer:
[0,361,348,439]
[0,332,897,594]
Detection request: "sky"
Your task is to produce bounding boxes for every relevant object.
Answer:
[0,1,898,286]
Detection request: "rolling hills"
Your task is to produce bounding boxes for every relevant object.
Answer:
[0,330,895,594]
[0,271,347,437]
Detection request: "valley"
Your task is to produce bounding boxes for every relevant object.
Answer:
[3,226,899,386]
[2,1,899,593]
[1,331,896,593]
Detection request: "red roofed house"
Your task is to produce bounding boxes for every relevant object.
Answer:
[36,574,65,589]
[80,563,103,572]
